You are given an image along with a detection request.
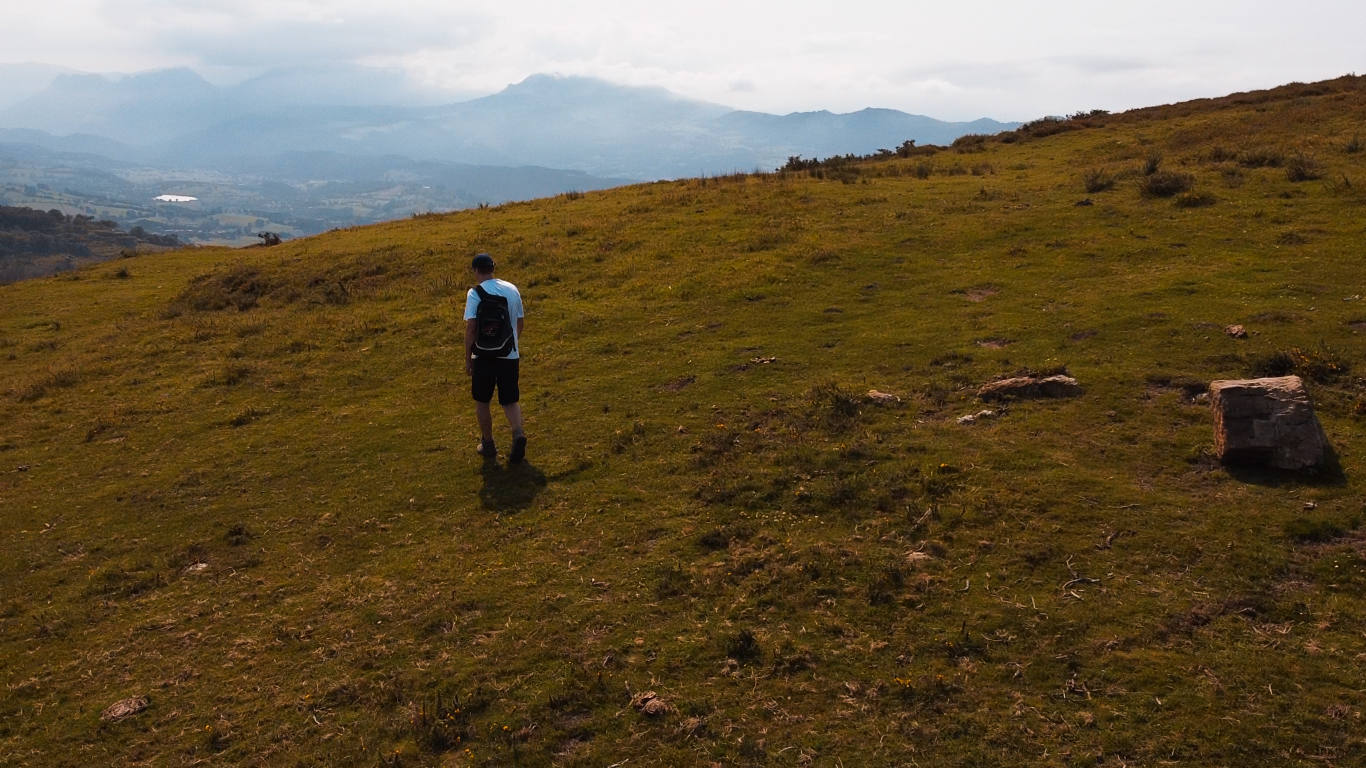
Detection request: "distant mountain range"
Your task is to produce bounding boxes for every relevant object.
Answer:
[0,67,1019,179]
[0,64,1019,245]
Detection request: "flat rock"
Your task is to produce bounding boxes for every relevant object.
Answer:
[1210,376,1328,470]
[957,409,997,425]
[978,375,1082,402]
[630,690,671,717]
[866,390,901,405]
[101,696,149,722]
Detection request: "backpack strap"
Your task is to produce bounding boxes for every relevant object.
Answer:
[473,284,491,301]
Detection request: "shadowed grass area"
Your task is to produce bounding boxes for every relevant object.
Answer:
[2,76,1366,766]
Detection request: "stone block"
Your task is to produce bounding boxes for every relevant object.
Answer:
[1210,375,1328,470]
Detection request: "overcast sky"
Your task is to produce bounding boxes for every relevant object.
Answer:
[3,0,1363,120]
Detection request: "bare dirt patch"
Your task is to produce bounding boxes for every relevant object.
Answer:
[660,375,696,392]
[961,285,1000,302]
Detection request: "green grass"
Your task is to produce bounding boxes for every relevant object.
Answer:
[3,76,1366,766]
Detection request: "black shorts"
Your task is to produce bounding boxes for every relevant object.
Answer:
[471,357,519,405]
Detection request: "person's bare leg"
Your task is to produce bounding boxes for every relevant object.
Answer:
[502,402,524,437]
[476,401,495,442]
[504,402,527,462]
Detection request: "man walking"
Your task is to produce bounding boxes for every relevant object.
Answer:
[464,253,527,463]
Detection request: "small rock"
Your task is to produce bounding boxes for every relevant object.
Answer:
[101,696,149,722]
[867,390,900,405]
[1224,324,1248,339]
[976,337,1012,349]
[957,409,997,425]
[978,375,1082,402]
[631,691,671,717]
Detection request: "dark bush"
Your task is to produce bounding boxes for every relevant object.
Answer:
[1141,171,1195,197]
[174,267,270,312]
[804,382,861,432]
[1250,344,1349,382]
[723,629,762,663]
[1239,149,1284,168]
[897,140,940,158]
[1284,517,1347,544]
[1016,116,1079,139]
[1285,151,1324,182]
[1207,146,1238,163]
[1174,192,1217,208]
[1082,168,1115,193]
[951,134,989,153]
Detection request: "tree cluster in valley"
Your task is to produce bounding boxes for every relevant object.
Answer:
[0,205,179,283]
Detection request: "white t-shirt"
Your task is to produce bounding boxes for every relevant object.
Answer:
[464,278,524,359]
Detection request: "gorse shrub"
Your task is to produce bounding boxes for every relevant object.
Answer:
[1142,154,1163,175]
[1250,344,1349,382]
[723,628,762,663]
[1207,146,1238,163]
[1141,171,1195,197]
[952,134,989,153]
[803,382,861,432]
[1239,148,1284,168]
[1286,151,1324,182]
[1016,116,1080,139]
[1082,168,1115,193]
[13,368,80,402]
[173,267,270,313]
[1175,191,1217,208]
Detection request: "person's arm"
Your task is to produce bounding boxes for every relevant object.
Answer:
[464,318,477,375]
[516,317,524,337]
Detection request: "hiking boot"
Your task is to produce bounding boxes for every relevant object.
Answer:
[509,434,527,464]
[476,439,497,459]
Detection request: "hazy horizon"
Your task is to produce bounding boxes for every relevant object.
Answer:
[2,1,1363,122]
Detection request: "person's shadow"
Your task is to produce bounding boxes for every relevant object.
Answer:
[478,458,548,511]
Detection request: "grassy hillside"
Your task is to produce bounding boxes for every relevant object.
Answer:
[2,76,1365,767]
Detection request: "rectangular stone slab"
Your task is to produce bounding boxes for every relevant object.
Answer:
[1209,375,1328,470]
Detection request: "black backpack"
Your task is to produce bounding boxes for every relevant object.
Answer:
[471,285,516,358]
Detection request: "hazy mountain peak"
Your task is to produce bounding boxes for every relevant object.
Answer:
[46,72,110,92]
[496,73,724,110]
[118,67,216,90]
[233,65,468,108]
